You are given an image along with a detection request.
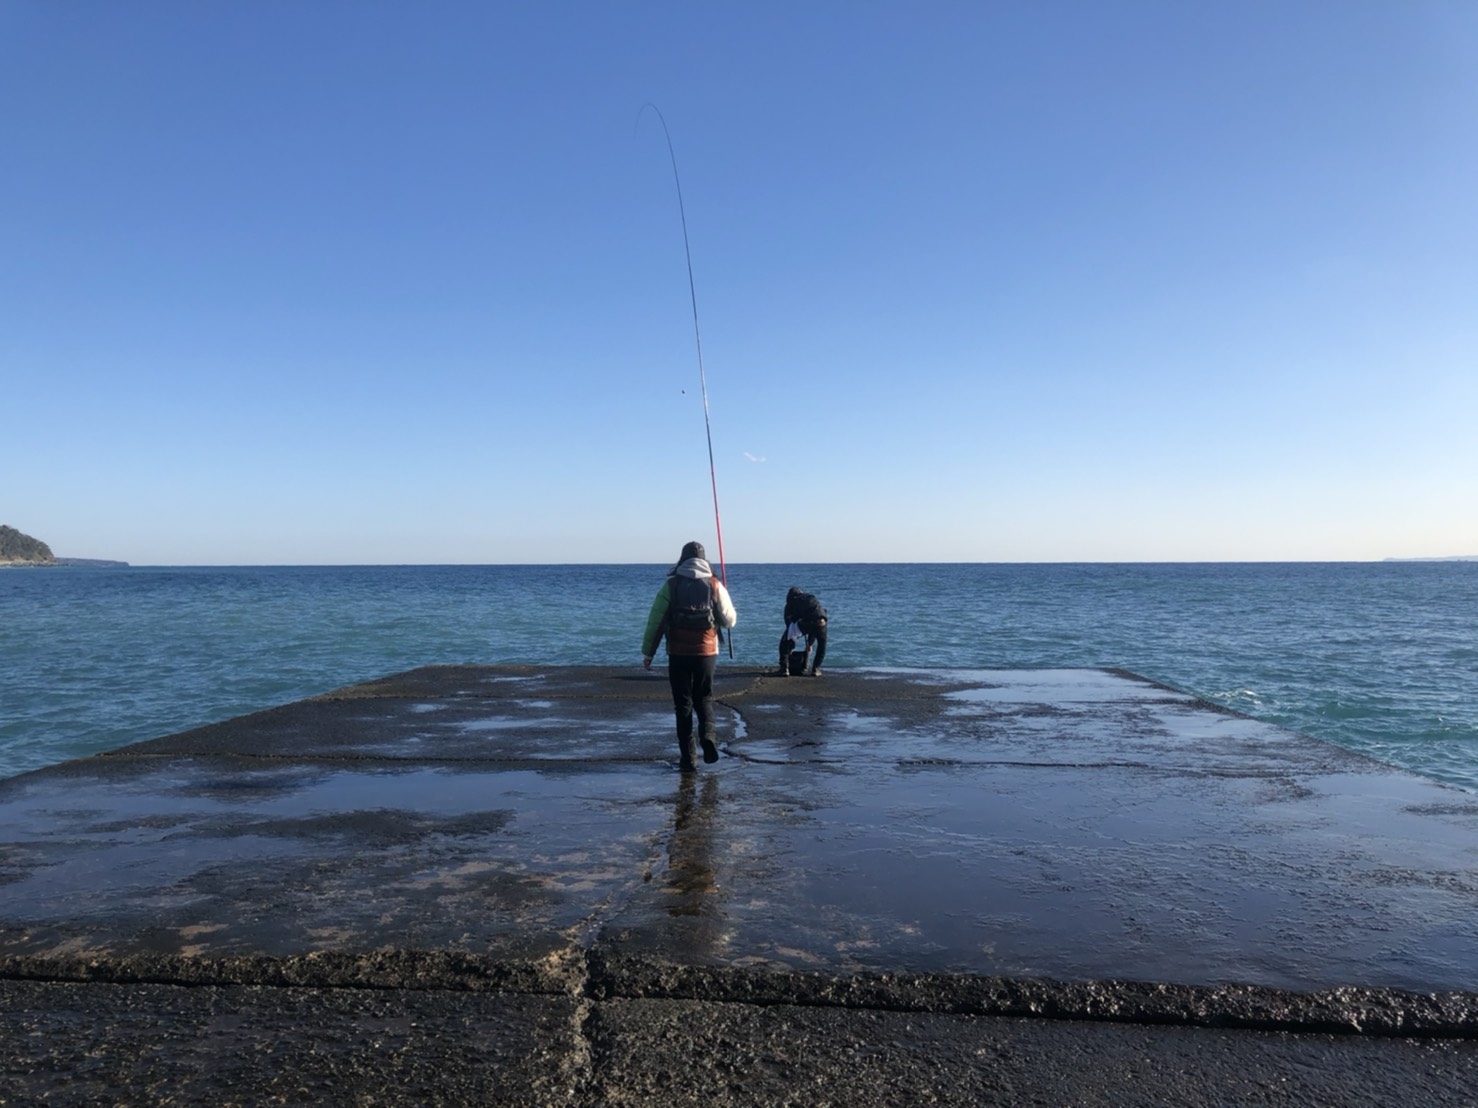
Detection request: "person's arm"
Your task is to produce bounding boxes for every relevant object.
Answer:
[714,580,737,629]
[641,583,671,666]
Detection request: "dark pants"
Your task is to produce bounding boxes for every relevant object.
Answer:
[778,618,828,672]
[667,653,717,763]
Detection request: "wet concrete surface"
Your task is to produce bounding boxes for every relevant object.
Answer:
[3,665,1478,1104]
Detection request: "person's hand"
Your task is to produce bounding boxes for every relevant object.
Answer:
[642,655,653,671]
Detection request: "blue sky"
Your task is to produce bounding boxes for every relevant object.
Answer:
[4,2,1475,565]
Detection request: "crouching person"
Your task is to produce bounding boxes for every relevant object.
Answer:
[777,586,827,676]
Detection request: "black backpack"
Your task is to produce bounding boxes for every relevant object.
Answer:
[669,575,716,631]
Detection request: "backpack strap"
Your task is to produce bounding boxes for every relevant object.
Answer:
[711,578,722,640]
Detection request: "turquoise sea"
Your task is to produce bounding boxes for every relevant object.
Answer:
[2,562,1475,790]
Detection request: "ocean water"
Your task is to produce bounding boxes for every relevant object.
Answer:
[1,562,1475,790]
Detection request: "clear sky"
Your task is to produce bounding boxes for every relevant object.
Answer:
[4,2,1475,565]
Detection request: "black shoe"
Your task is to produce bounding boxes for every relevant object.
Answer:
[775,666,789,677]
[679,759,696,773]
[700,737,719,764]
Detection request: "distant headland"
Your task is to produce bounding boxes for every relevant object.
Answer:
[0,525,128,568]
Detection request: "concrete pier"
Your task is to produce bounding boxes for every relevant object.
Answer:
[3,665,1477,1104]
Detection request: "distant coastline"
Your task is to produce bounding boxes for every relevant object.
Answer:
[0,556,130,569]
[1383,556,1478,562]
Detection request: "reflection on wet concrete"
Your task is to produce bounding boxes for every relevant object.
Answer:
[2,665,1477,1033]
[663,775,719,915]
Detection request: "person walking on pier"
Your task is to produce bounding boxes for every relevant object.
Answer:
[642,541,738,772]
[777,586,828,676]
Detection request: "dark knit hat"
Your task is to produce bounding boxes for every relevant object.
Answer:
[680,541,706,562]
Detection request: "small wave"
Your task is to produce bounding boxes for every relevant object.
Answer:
[1208,688,1264,710]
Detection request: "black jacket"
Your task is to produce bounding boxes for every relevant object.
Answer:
[783,590,826,632]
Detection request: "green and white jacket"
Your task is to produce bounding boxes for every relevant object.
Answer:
[642,557,738,659]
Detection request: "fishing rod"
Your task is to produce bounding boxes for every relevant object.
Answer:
[642,103,733,657]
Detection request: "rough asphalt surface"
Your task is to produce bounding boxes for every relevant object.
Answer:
[2,665,1477,1105]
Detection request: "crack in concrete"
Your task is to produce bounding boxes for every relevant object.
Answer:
[541,781,705,1103]
[4,953,1476,1039]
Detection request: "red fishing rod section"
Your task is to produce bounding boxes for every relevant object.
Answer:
[643,104,732,655]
